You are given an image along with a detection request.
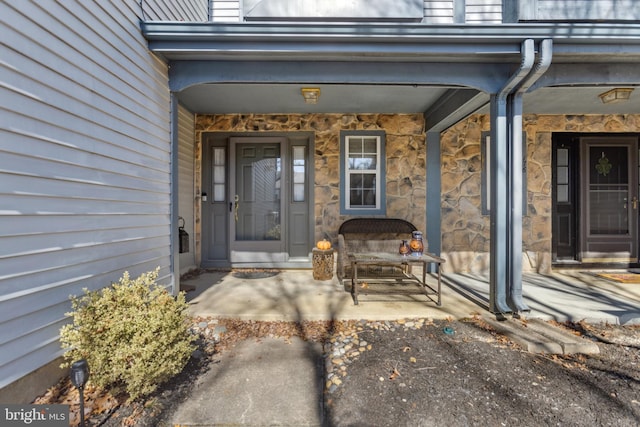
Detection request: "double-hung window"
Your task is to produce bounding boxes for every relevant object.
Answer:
[340,130,386,215]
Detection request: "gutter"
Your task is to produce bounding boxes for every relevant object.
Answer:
[507,39,553,314]
[141,21,640,42]
[489,39,535,315]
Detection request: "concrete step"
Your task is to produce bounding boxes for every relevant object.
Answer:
[482,316,600,355]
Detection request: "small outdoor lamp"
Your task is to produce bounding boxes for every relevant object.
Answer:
[301,87,320,104]
[599,88,634,104]
[70,359,90,427]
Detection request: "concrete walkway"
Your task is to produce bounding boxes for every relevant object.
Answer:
[169,269,640,426]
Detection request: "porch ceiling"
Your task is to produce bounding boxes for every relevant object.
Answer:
[143,22,640,128]
[176,83,640,117]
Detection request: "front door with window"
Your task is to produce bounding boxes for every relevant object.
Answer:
[231,138,285,262]
[552,135,639,264]
[581,138,638,262]
[201,133,312,268]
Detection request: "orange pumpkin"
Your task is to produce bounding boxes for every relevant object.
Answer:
[316,239,332,250]
[410,239,422,251]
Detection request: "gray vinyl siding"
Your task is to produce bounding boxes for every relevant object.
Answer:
[141,0,208,21]
[534,0,640,21]
[423,0,455,23]
[504,0,640,21]
[210,0,506,24]
[211,0,242,21]
[178,104,197,273]
[184,0,516,24]
[465,0,502,23]
[0,0,179,390]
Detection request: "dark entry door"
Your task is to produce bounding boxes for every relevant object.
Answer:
[552,139,579,261]
[580,137,638,262]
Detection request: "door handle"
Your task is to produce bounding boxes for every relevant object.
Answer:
[633,197,638,210]
[234,195,239,222]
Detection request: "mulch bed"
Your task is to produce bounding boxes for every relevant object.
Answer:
[34,318,640,426]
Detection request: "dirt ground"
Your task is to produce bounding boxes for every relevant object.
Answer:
[325,318,640,427]
[35,317,640,427]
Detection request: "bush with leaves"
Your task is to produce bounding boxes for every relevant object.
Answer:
[60,268,196,401]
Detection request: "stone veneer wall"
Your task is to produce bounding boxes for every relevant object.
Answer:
[441,113,640,275]
[195,114,427,249]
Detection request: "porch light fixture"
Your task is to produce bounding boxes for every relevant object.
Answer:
[301,88,320,104]
[599,88,634,104]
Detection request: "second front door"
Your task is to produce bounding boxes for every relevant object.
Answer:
[580,137,639,262]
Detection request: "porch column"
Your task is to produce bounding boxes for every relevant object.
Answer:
[170,92,180,295]
[426,131,442,272]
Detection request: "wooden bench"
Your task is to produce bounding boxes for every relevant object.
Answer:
[336,218,444,305]
[336,218,417,282]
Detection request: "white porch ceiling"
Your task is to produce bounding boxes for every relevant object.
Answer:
[177,83,640,117]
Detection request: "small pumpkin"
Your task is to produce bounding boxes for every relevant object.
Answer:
[316,239,332,250]
[410,239,422,251]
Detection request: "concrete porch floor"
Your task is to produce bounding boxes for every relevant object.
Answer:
[182,269,640,325]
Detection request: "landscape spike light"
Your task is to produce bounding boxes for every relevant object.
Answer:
[70,359,90,427]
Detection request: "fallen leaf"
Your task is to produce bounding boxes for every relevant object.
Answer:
[389,368,400,380]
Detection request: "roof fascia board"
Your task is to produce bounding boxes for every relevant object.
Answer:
[142,22,640,63]
[149,40,524,60]
[141,22,640,43]
[168,60,514,93]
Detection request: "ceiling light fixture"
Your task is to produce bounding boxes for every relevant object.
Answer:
[301,88,320,104]
[599,88,634,104]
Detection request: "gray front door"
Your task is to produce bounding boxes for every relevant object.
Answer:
[580,137,639,262]
[201,133,312,268]
[231,138,285,262]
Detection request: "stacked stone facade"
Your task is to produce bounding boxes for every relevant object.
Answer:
[196,114,427,249]
[441,113,640,274]
[196,113,640,274]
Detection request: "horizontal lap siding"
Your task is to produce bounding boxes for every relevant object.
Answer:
[142,0,208,21]
[536,0,640,21]
[423,1,455,23]
[465,0,502,23]
[211,0,242,21]
[0,0,187,390]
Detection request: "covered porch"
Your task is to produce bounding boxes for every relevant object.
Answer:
[182,269,640,325]
[140,21,640,317]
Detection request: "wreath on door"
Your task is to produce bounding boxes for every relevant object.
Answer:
[595,153,612,176]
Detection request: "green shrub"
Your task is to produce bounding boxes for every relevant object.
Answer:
[60,268,196,401]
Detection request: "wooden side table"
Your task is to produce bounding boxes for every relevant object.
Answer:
[312,248,334,280]
[348,252,444,306]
